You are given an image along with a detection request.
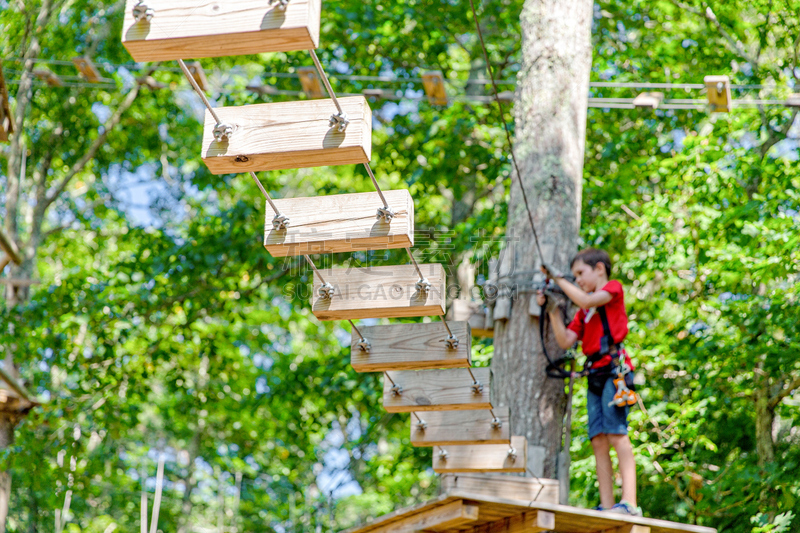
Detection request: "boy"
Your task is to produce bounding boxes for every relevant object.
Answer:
[536,248,640,515]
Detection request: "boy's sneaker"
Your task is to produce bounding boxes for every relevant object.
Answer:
[592,504,606,511]
[608,501,642,516]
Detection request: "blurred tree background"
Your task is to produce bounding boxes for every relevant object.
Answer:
[0,0,798,532]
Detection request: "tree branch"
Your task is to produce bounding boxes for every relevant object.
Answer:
[42,83,142,210]
[769,373,800,409]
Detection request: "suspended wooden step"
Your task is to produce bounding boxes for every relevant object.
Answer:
[447,300,493,338]
[704,75,731,113]
[350,321,470,373]
[311,263,445,321]
[440,473,560,504]
[786,94,800,108]
[411,406,510,447]
[121,0,322,61]
[422,71,448,106]
[202,96,372,174]
[433,436,527,473]
[0,61,13,143]
[382,368,492,413]
[633,92,664,110]
[264,190,414,257]
[297,66,324,98]
[72,56,103,82]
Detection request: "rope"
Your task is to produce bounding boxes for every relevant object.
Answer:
[309,49,344,116]
[468,0,544,263]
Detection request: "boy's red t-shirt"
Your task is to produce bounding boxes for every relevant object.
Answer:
[567,280,632,369]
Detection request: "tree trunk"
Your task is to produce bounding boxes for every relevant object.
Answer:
[491,0,593,480]
[754,381,775,466]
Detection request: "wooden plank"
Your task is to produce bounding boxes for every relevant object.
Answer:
[411,406,510,446]
[311,263,445,321]
[458,510,555,533]
[72,57,103,82]
[298,66,324,98]
[368,500,478,533]
[786,94,800,108]
[609,526,651,533]
[33,69,63,87]
[422,71,448,106]
[440,473,559,504]
[383,368,491,413]
[433,436,527,473]
[704,75,731,113]
[633,92,664,109]
[121,0,321,61]
[201,96,372,174]
[264,190,414,257]
[351,322,471,373]
[447,299,493,337]
[186,61,208,91]
[0,60,13,142]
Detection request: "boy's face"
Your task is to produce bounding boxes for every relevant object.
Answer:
[571,259,606,293]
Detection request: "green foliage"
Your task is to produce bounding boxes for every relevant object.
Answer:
[0,0,798,532]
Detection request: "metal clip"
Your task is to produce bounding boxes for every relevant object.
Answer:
[213,123,234,142]
[415,278,432,294]
[441,335,459,349]
[272,214,290,231]
[716,81,725,94]
[132,1,154,21]
[318,282,335,299]
[376,206,396,221]
[491,418,503,429]
[269,0,290,8]
[329,111,350,132]
[438,449,448,460]
[356,337,371,352]
[390,385,403,396]
[471,381,484,394]
[507,447,517,461]
[416,419,427,431]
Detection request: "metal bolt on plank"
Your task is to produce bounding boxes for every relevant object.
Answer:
[376,206,396,221]
[329,111,349,132]
[133,0,154,21]
[356,337,371,352]
[272,214,290,231]
[318,282,335,299]
[213,123,234,142]
[440,335,459,349]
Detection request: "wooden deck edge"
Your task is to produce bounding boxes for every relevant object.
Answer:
[339,490,718,533]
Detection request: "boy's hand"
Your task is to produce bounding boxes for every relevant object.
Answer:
[536,290,564,314]
[536,290,547,307]
[540,263,564,279]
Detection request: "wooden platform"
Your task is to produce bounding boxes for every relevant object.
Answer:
[351,322,471,373]
[382,368,492,413]
[264,190,414,257]
[311,264,445,321]
[202,96,372,175]
[122,0,321,61]
[411,406,510,446]
[342,491,718,533]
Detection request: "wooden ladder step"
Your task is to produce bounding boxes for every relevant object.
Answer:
[432,436,527,473]
[122,0,321,61]
[264,190,414,257]
[202,96,372,175]
[411,406,510,446]
[311,264,445,321]
[350,322,471,373]
[382,368,492,413]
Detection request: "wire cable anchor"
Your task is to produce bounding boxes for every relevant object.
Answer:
[318,282,335,299]
[271,213,290,231]
[269,0,290,8]
[212,123,234,143]
[507,447,517,461]
[491,417,503,429]
[415,419,427,431]
[415,278,432,294]
[329,111,350,132]
[132,0,154,22]
[440,335,459,349]
[471,380,484,394]
[356,337,371,352]
[376,206,396,221]
[438,448,448,460]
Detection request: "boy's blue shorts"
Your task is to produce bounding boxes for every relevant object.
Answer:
[587,376,629,439]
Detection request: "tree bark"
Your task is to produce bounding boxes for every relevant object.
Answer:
[491,0,593,480]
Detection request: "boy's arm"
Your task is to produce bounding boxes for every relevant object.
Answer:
[548,309,578,349]
[553,278,612,309]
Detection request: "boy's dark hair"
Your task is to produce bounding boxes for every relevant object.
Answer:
[571,248,612,276]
